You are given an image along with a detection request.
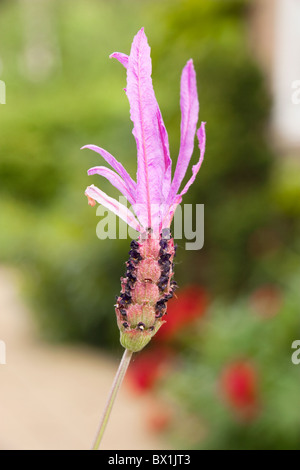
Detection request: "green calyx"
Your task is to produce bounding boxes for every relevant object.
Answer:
[120,321,163,352]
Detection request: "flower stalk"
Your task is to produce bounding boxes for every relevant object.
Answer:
[92,348,133,450]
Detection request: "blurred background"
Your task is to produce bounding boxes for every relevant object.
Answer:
[0,0,300,450]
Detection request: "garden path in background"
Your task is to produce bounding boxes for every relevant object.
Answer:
[0,266,170,450]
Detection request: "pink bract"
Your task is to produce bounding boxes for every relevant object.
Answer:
[83,28,206,233]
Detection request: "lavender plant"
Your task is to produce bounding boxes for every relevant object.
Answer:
[83,28,206,449]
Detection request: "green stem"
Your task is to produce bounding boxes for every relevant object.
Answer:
[92,348,133,450]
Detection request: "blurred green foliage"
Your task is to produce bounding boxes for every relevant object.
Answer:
[0,0,299,351]
[161,271,300,449]
[1,0,300,451]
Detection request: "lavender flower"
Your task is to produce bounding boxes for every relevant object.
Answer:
[83,28,206,353]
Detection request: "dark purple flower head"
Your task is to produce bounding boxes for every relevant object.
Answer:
[83,28,206,235]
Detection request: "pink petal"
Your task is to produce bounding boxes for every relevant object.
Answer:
[127,28,166,229]
[110,33,171,220]
[81,145,136,196]
[161,124,206,225]
[85,184,141,232]
[109,52,129,68]
[88,166,136,205]
[177,122,206,198]
[161,196,181,229]
[157,107,172,200]
[167,60,199,205]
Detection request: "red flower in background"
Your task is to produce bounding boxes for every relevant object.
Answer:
[126,346,173,394]
[126,285,209,394]
[144,396,173,433]
[155,285,209,341]
[220,360,260,422]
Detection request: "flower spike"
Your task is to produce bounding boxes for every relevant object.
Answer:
[83,28,206,352]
